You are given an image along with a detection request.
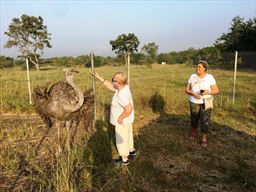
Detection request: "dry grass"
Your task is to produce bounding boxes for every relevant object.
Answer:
[0,64,255,191]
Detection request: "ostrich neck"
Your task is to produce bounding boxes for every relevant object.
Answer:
[64,77,84,112]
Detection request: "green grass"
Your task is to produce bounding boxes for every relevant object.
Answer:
[0,64,255,191]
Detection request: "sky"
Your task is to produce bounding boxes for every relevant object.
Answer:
[0,0,255,58]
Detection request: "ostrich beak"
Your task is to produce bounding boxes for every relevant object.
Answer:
[63,68,79,73]
[71,69,79,73]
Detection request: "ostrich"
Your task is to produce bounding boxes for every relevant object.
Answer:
[33,68,94,153]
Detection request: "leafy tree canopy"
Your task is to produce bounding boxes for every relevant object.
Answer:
[215,16,256,52]
[4,14,52,70]
[110,33,139,65]
[141,42,159,64]
[142,42,159,56]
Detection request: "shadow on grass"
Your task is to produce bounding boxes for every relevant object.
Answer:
[83,92,256,192]
[84,103,117,191]
[131,92,256,192]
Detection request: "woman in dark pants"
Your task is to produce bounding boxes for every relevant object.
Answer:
[185,60,219,147]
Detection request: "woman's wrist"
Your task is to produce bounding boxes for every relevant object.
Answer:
[96,76,104,83]
[101,79,105,84]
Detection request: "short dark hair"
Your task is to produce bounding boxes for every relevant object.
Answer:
[198,60,209,71]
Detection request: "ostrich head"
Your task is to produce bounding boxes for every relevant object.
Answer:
[63,68,79,83]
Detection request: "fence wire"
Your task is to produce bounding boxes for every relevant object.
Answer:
[0,51,255,113]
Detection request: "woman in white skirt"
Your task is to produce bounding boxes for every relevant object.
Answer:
[92,71,137,165]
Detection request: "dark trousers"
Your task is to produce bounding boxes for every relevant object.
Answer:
[189,101,212,134]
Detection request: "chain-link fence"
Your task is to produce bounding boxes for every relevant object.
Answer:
[207,51,256,106]
[0,51,255,113]
[209,51,256,72]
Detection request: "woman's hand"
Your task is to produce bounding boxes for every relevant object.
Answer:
[91,71,116,91]
[193,92,202,99]
[117,116,123,124]
[91,71,105,83]
[200,90,210,96]
[91,71,100,79]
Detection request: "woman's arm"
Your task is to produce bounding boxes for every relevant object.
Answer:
[117,103,133,124]
[185,83,201,99]
[91,72,115,92]
[209,84,220,95]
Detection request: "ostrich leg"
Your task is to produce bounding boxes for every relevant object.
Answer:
[56,120,62,156]
[65,121,71,152]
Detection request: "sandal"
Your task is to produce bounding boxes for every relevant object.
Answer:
[201,140,208,148]
[189,135,196,140]
[189,128,196,140]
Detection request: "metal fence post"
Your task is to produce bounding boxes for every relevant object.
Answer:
[90,51,97,126]
[232,51,238,104]
[127,53,131,86]
[26,58,32,105]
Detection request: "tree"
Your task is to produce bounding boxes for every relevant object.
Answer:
[131,53,146,65]
[215,16,256,51]
[0,56,14,68]
[110,33,140,65]
[141,42,159,64]
[4,14,52,70]
[110,33,139,85]
[157,53,171,64]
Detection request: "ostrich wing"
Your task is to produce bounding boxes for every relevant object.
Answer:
[48,81,78,105]
[46,81,83,120]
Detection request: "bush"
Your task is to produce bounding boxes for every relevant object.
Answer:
[0,56,14,68]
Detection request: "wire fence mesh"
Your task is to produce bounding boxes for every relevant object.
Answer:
[0,51,255,113]
[196,51,256,111]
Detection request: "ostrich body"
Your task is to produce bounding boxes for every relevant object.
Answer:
[33,68,94,152]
